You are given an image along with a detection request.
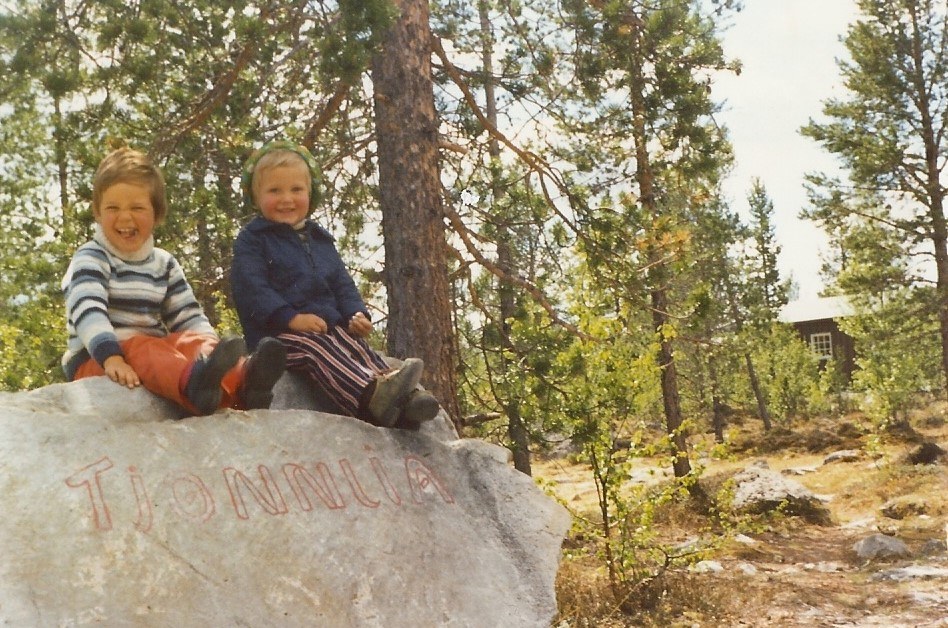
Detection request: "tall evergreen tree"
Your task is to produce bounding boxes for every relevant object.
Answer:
[428,0,581,469]
[745,179,789,320]
[736,180,791,429]
[471,0,530,473]
[802,0,948,392]
[559,0,736,479]
[372,0,459,423]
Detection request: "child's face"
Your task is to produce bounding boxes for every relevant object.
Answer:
[94,182,156,255]
[254,164,311,226]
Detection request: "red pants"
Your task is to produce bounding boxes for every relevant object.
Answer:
[73,331,246,414]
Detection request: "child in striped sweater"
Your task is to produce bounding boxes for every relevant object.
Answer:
[62,147,286,416]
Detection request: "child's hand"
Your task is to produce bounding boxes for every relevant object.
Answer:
[289,313,328,334]
[348,312,373,338]
[103,355,141,388]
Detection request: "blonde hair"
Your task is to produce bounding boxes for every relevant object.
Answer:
[250,149,312,205]
[92,148,168,223]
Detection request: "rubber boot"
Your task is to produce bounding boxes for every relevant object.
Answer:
[183,336,246,415]
[394,388,440,430]
[239,337,287,410]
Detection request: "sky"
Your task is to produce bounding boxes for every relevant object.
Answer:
[713,0,860,301]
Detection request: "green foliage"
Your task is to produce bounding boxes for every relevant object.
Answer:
[554,263,731,599]
[320,0,398,82]
[554,0,739,486]
[802,0,948,393]
[211,291,244,339]
[803,181,941,427]
[745,325,824,422]
[841,289,941,427]
[0,299,66,391]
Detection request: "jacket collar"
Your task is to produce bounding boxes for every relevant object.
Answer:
[247,216,333,240]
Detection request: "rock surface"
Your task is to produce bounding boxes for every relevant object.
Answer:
[0,377,570,626]
[730,461,834,525]
[853,533,913,561]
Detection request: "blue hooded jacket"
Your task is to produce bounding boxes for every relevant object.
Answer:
[231,216,369,350]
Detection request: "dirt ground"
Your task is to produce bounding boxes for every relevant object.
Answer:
[536,413,948,627]
[697,524,948,627]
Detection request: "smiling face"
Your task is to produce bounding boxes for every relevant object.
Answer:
[94,182,156,255]
[253,160,311,226]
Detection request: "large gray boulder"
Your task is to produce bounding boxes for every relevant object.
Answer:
[0,377,570,626]
[853,533,912,561]
[730,461,834,525]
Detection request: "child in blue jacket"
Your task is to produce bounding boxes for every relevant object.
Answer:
[231,140,439,429]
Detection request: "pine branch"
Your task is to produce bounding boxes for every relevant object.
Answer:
[150,12,269,158]
[431,35,583,237]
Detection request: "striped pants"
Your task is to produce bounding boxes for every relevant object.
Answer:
[278,328,390,416]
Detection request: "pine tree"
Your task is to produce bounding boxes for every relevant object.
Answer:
[738,180,792,430]
[372,0,459,423]
[557,0,737,479]
[802,0,948,392]
[746,179,789,321]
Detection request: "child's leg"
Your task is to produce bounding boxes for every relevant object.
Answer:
[331,328,391,373]
[278,330,377,416]
[122,331,218,409]
[73,332,244,415]
[219,337,287,410]
[156,332,273,412]
[332,328,436,427]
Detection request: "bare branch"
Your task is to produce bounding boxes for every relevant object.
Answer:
[301,80,352,150]
[464,412,503,425]
[442,197,592,340]
[431,36,574,211]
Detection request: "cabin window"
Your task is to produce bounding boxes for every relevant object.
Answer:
[809,332,833,360]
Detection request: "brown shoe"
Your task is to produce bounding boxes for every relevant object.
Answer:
[366,358,424,427]
[394,388,440,429]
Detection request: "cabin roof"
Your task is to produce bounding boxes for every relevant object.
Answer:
[779,295,854,324]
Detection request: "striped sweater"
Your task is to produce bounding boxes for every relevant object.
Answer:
[61,225,216,380]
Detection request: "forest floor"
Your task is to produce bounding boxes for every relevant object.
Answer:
[536,402,948,627]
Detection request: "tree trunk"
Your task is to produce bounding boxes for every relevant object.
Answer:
[53,97,70,233]
[628,20,691,480]
[708,355,725,443]
[650,283,692,478]
[371,0,459,426]
[920,97,948,398]
[744,352,773,431]
[724,273,773,430]
[479,0,531,475]
[906,2,948,396]
[932,228,948,397]
[192,162,217,325]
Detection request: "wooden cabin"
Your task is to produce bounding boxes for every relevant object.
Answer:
[779,295,856,381]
